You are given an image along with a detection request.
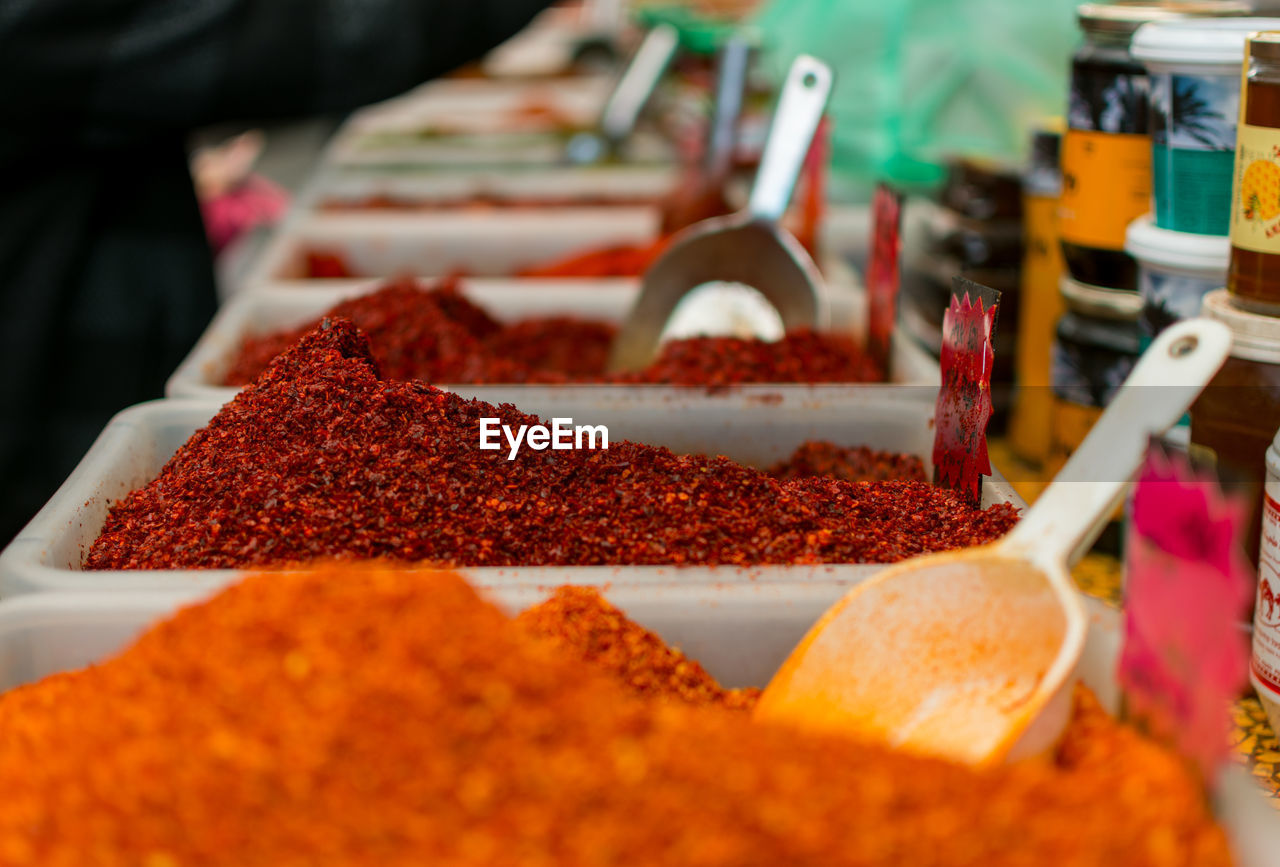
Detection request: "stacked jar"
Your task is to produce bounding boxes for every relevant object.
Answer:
[1128,19,1280,348]
[1052,2,1246,471]
[1185,29,1280,739]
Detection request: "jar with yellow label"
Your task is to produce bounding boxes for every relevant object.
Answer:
[1229,32,1280,314]
[1061,2,1245,291]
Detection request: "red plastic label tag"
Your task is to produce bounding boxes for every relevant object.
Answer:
[1120,443,1252,784]
[866,184,903,371]
[932,278,1000,507]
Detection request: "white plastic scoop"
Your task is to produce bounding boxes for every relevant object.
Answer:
[755,318,1233,765]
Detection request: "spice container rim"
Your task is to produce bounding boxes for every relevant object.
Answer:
[1132,16,1280,68]
[1202,288,1280,363]
[0,395,1024,596]
[0,584,1274,863]
[1060,275,1145,320]
[1125,215,1231,273]
[1076,2,1247,38]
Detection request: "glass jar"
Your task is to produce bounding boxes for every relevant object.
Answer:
[1010,124,1065,466]
[1228,31,1280,313]
[1190,289,1280,568]
[1061,2,1244,290]
[1049,276,1144,474]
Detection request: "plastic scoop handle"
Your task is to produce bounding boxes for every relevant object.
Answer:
[747,55,833,222]
[1002,318,1233,568]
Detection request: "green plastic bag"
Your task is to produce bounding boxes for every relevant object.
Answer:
[752,0,1080,197]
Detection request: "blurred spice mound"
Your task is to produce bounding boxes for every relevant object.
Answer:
[0,565,1229,865]
[518,586,760,711]
[767,441,927,483]
[90,319,1015,570]
[223,277,881,386]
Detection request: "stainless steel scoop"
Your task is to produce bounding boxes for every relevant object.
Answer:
[607,55,833,372]
[564,24,680,165]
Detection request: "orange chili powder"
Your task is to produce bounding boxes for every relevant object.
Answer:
[0,564,1230,866]
[518,586,759,711]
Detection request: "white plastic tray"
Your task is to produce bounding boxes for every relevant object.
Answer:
[341,76,612,138]
[307,165,678,212]
[246,209,660,284]
[166,278,940,401]
[0,583,1271,862]
[0,391,1019,595]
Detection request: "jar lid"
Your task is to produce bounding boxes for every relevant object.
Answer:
[1201,288,1280,362]
[1133,17,1280,66]
[1124,214,1230,272]
[1078,2,1248,38]
[1249,30,1280,63]
[1059,275,1144,320]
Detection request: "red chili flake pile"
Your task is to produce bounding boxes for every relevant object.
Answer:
[303,248,355,278]
[223,277,613,386]
[517,586,760,711]
[515,238,669,278]
[623,329,883,385]
[0,564,1231,865]
[90,319,1016,570]
[767,441,927,484]
[223,278,879,386]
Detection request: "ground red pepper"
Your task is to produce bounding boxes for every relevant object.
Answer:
[767,441,927,484]
[514,238,669,278]
[317,193,659,212]
[223,278,611,386]
[91,319,1016,571]
[223,279,879,386]
[518,586,759,711]
[0,564,1231,865]
[622,330,884,386]
[303,249,355,278]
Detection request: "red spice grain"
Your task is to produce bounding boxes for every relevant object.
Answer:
[515,238,669,278]
[767,441,928,483]
[518,586,760,711]
[625,329,883,386]
[90,320,1016,571]
[224,278,878,387]
[0,564,1230,866]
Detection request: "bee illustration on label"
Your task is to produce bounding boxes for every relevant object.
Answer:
[1241,147,1280,233]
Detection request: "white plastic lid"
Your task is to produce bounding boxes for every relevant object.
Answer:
[1132,17,1280,66]
[1124,214,1230,273]
[1201,288,1280,363]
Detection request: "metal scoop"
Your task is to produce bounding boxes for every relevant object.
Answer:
[564,24,680,165]
[754,318,1232,766]
[607,55,833,372]
[658,35,752,234]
